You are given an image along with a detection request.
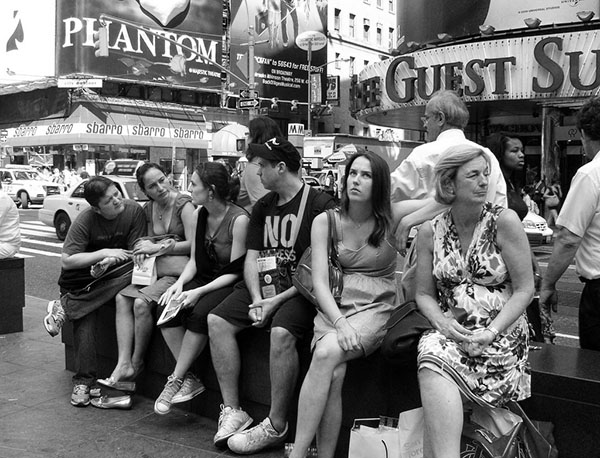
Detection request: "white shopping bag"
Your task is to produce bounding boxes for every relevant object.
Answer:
[349,418,400,458]
[398,407,424,458]
[131,256,157,286]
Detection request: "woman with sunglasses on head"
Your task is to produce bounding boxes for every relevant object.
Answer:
[153,162,249,415]
[289,151,399,458]
[97,162,195,394]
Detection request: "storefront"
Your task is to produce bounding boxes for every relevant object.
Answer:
[353,2,600,193]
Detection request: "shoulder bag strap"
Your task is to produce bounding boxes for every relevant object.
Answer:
[290,184,310,249]
[328,209,340,263]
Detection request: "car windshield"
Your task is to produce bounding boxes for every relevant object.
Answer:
[14,171,39,180]
[123,182,149,202]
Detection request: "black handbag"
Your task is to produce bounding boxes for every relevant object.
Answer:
[380,300,433,364]
[292,209,343,307]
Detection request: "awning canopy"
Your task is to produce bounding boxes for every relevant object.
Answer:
[1,103,210,149]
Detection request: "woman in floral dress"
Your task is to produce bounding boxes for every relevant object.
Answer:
[415,145,534,458]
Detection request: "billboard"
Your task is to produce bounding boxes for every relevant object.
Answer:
[399,0,600,44]
[56,0,224,90]
[0,0,56,84]
[229,0,327,102]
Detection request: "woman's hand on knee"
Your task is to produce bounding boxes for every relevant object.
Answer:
[335,318,361,352]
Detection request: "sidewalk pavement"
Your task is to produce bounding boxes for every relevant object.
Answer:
[0,296,283,458]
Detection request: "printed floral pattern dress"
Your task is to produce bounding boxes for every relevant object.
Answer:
[418,203,531,407]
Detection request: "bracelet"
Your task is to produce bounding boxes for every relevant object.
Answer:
[486,326,500,340]
[333,316,346,327]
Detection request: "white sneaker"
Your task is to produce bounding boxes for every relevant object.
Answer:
[213,404,253,447]
[154,374,183,415]
[43,300,66,337]
[227,417,288,454]
[171,372,205,404]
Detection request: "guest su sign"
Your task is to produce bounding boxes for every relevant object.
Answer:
[356,30,600,111]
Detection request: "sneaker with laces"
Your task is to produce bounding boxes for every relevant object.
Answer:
[154,374,183,415]
[171,372,205,404]
[213,404,253,447]
[228,417,288,454]
[71,384,90,407]
[43,300,66,337]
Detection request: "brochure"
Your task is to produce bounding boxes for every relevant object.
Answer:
[157,297,183,326]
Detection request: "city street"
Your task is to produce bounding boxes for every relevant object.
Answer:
[17,206,582,348]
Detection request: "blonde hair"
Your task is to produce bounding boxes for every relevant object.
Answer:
[434,145,489,205]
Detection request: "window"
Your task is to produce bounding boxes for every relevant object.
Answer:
[363,19,370,41]
[335,53,341,69]
[334,9,340,31]
[377,0,382,7]
[349,56,355,76]
[349,125,355,135]
[376,27,382,46]
[389,0,394,12]
[363,127,369,136]
[389,27,395,50]
[349,14,355,37]
[364,60,369,68]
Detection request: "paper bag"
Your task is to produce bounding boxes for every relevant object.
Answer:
[349,418,400,458]
[398,407,424,458]
[132,256,157,286]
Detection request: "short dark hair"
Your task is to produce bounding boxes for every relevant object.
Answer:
[427,90,469,130]
[340,151,392,247]
[577,96,600,141]
[84,176,115,207]
[195,162,240,203]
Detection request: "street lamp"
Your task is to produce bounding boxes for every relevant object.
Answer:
[307,57,350,135]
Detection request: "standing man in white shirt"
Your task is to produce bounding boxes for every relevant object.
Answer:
[390,90,507,301]
[540,96,600,351]
[0,183,21,258]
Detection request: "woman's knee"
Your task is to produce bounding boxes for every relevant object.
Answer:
[133,298,152,317]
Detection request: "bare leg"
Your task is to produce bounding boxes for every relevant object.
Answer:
[172,331,208,379]
[419,368,463,458]
[315,363,347,458]
[290,334,357,458]
[131,298,154,371]
[268,327,301,432]
[110,294,136,380]
[208,314,242,407]
[161,325,185,362]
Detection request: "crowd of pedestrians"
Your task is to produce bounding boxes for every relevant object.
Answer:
[36,94,600,458]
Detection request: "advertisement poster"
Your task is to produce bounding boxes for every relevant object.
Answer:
[0,0,56,84]
[399,0,600,44]
[229,0,327,102]
[56,0,224,90]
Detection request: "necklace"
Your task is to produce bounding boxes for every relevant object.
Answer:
[349,215,371,229]
[156,194,173,221]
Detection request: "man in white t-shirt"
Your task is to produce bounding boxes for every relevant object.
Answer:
[0,184,20,258]
[390,90,507,301]
[540,96,600,351]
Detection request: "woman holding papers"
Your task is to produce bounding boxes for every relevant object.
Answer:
[153,162,249,415]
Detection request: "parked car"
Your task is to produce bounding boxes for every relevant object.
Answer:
[0,166,63,209]
[39,176,149,240]
[523,211,553,245]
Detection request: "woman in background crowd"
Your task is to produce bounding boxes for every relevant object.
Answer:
[236,116,283,212]
[415,145,533,458]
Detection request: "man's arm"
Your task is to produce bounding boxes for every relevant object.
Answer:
[393,197,448,249]
[539,226,582,311]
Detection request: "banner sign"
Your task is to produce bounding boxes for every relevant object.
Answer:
[229,0,327,101]
[327,75,340,101]
[56,0,223,89]
[399,0,600,44]
[359,30,600,112]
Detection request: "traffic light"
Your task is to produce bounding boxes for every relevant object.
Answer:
[93,26,109,57]
[290,100,299,111]
[270,97,279,109]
